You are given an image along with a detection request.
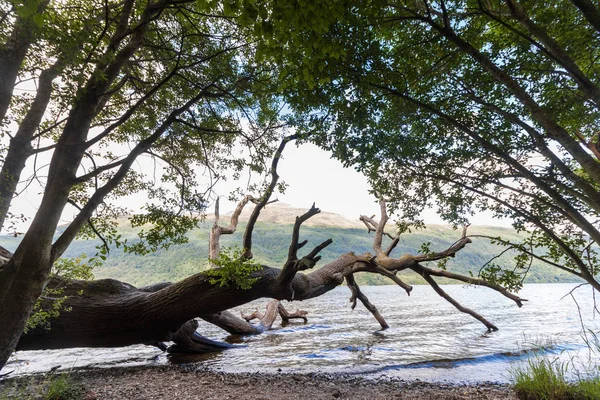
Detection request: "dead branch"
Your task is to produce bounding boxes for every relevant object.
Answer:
[385,237,400,256]
[277,302,308,323]
[278,204,333,288]
[346,274,389,330]
[242,134,299,259]
[373,264,413,295]
[210,195,258,262]
[288,203,321,260]
[353,203,524,331]
[256,299,280,330]
[168,319,237,353]
[359,215,395,249]
[416,267,499,331]
[202,312,261,335]
[241,309,263,322]
[413,232,472,263]
[241,301,308,327]
[418,264,527,307]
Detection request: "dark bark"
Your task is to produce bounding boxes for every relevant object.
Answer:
[202,311,262,335]
[0,2,48,123]
[14,267,302,350]
[0,64,60,232]
[571,0,600,34]
[167,320,237,353]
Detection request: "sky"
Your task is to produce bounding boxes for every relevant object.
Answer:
[3,139,510,235]
[207,142,509,227]
[215,142,384,220]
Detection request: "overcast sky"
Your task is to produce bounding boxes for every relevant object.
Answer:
[211,142,509,227]
[4,140,510,234]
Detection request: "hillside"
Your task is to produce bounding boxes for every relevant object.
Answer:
[0,204,581,287]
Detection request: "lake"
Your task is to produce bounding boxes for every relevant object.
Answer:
[7,283,600,383]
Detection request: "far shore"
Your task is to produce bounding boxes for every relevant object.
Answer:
[0,364,518,399]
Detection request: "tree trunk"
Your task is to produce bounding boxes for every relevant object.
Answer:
[0,249,53,371]
[15,254,360,351]
[0,2,48,124]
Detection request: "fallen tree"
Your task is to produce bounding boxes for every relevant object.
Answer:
[13,199,527,353]
[3,131,526,357]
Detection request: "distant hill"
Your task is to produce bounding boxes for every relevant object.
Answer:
[0,203,582,287]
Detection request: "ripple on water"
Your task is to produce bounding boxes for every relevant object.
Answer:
[8,284,600,383]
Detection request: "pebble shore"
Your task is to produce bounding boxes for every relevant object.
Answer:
[0,365,519,399]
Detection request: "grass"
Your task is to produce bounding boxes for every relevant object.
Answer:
[511,357,600,399]
[0,372,84,400]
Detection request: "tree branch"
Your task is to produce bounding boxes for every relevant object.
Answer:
[51,88,210,261]
[417,268,499,331]
[242,134,299,259]
[346,274,389,330]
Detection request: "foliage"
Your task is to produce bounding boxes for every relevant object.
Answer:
[126,206,201,255]
[0,0,286,367]
[0,0,284,261]
[25,256,94,333]
[206,246,262,289]
[242,0,600,290]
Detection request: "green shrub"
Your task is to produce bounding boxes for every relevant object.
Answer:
[206,246,262,289]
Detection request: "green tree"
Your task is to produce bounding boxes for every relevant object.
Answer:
[250,0,600,292]
[0,0,555,370]
[0,0,281,370]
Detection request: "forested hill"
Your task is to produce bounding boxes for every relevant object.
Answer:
[0,204,581,287]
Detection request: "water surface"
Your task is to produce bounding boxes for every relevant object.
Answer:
[7,283,600,383]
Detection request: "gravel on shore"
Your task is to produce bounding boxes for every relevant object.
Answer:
[0,365,519,399]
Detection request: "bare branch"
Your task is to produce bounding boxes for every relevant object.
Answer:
[210,195,256,261]
[418,269,499,331]
[416,263,527,307]
[346,274,389,330]
[413,236,472,262]
[277,302,308,323]
[242,134,299,259]
[276,204,334,290]
[288,203,321,261]
[374,264,413,295]
[373,199,389,253]
[51,88,209,261]
[359,214,395,243]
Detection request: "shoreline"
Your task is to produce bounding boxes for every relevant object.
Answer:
[0,364,518,399]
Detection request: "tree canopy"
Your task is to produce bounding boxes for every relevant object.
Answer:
[241,0,600,292]
[2,0,600,373]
